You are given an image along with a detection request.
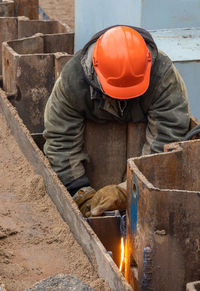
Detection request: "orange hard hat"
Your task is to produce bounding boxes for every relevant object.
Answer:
[92,26,152,99]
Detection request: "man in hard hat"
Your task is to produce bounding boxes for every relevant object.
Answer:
[43,26,190,217]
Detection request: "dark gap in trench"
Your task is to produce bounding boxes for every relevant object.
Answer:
[130,253,138,280]
[31,133,45,152]
[0,75,3,88]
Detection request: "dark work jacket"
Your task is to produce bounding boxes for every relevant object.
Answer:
[43,26,190,193]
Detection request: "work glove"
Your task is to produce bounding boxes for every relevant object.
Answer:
[89,182,127,217]
[73,186,96,217]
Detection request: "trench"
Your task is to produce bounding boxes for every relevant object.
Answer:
[0,112,111,291]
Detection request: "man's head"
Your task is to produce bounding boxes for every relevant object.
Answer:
[92,26,152,100]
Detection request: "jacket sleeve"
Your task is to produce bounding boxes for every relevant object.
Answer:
[43,75,89,189]
[142,59,190,155]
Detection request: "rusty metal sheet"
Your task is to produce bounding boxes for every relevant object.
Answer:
[43,33,74,54]
[0,17,73,75]
[87,212,122,268]
[84,121,127,190]
[54,52,73,80]
[2,41,19,95]
[0,17,17,75]
[18,19,70,39]
[127,122,146,159]
[14,0,39,19]
[126,139,200,291]
[2,34,75,133]
[0,1,14,17]
[6,35,44,55]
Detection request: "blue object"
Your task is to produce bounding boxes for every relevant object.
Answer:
[130,175,139,234]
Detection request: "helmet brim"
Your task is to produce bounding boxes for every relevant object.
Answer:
[96,61,152,100]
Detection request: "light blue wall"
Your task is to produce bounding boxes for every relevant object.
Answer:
[175,62,200,120]
[151,28,200,120]
[142,0,200,30]
[75,0,200,50]
[75,0,140,51]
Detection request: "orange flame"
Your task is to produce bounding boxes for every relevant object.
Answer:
[119,237,125,272]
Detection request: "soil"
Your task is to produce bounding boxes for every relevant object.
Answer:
[39,0,74,31]
[0,112,110,291]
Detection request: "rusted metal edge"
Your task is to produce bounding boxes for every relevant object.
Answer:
[0,88,132,291]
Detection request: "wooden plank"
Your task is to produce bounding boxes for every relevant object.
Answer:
[0,88,132,291]
[5,36,44,55]
[2,36,54,133]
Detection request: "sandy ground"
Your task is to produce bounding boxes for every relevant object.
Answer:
[39,0,74,31]
[0,112,110,291]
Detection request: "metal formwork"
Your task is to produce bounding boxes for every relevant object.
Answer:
[126,139,200,291]
[2,33,74,133]
[0,17,71,75]
[0,1,14,17]
[14,0,39,19]
[0,0,38,19]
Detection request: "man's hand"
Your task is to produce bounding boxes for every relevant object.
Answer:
[73,186,96,217]
[90,184,127,216]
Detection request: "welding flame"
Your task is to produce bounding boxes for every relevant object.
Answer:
[119,237,125,272]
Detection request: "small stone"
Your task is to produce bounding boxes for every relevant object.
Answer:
[24,274,95,291]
